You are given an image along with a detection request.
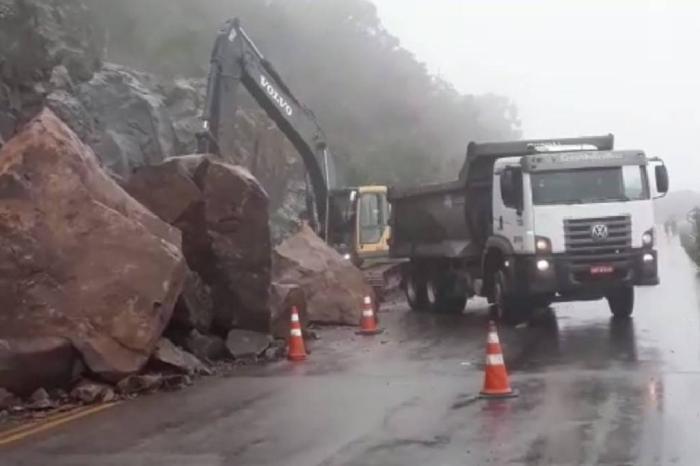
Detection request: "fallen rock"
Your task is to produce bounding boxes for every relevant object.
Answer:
[116,374,163,395]
[264,339,287,361]
[0,388,20,410]
[269,283,309,340]
[125,155,271,332]
[0,109,186,382]
[272,224,374,325]
[0,337,82,396]
[184,330,228,362]
[28,388,53,410]
[172,269,214,333]
[162,374,193,391]
[70,379,114,404]
[225,330,272,360]
[151,338,210,375]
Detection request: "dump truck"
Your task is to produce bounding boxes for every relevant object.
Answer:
[389,135,669,322]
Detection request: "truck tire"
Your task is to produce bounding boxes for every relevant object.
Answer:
[425,278,440,312]
[606,287,634,318]
[491,270,530,325]
[429,273,467,314]
[405,271,427,311]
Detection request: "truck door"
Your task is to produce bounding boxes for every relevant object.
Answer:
[494,166,528,253]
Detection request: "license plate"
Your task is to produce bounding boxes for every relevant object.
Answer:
[590,265,614,275]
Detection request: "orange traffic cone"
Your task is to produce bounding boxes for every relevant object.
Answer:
[479,321,517,398]
[356,295,383,335]
[287,306,307,361]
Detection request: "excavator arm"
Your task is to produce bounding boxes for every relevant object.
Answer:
[201,18,336,233]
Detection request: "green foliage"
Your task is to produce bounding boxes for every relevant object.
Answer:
[87,0,521,186]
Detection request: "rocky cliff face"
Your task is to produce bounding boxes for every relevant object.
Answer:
[0,0,102,140]
[0,0,305,241]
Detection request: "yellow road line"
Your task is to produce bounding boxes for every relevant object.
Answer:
[0,406,97,438]
[0,402,118,447]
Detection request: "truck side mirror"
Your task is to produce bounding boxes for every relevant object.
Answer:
[655,165,669,194]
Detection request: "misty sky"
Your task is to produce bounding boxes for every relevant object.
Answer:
[373,0,700,191]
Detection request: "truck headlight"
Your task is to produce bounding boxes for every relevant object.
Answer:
[536,259,550,271]
[642,230,654,247]
[342,253,352,261]
[535,236,551,253]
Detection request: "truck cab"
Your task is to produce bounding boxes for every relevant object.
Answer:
[389,134,669,323]
[489,148,668,319]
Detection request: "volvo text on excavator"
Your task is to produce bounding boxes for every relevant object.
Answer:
[200,18,397,294]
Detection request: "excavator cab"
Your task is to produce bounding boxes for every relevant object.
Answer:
[327,187,390,264]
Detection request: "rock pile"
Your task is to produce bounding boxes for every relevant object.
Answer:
[124,155,272,333]
[0,0,377,416]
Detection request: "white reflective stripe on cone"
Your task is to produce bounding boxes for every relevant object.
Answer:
[487,332,499,344]
[364,296,372,305]
[290,328,302,337]
[291,313,300,322]
[362,310,374,317]
[486,353,504,366]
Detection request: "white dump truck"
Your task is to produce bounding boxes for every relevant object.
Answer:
[389,135,669,323]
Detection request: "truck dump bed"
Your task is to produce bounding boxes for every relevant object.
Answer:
[389,135,615,260]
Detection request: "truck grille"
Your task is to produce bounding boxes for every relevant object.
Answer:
[564,215,631,269]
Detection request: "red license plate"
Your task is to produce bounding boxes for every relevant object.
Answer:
[590,265,614,275]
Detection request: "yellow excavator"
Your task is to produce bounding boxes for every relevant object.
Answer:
[200,19,397,294]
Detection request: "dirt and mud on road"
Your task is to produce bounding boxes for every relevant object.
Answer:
[2,237,700,465]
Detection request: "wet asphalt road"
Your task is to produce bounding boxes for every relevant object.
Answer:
[3,237,700,465]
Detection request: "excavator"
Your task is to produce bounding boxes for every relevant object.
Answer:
[200,18,397,295]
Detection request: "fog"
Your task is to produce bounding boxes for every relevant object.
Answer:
[373,0,700,190]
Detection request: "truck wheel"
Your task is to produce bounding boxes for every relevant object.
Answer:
[606,287,634,318]
[491,270,527,325]
[425,278,440,312]
[405,272,427,311]
[428,274,466,314]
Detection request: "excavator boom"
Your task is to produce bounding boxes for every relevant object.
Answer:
[201,18,335,232]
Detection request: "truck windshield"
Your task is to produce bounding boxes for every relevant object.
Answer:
[531,165,649,205]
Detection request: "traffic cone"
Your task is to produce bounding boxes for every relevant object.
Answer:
[479,321,517,398]
[287,306,307,361]
[356,295,383,335]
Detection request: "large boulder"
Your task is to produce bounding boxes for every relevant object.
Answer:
[125,155,271,332]
[0,337,82,396]
[272,224,374,325]
[0,109,186,382]
[171,269,214,333]
[182,330,228,362]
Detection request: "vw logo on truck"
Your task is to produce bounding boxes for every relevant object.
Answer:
[590,224,609,241]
